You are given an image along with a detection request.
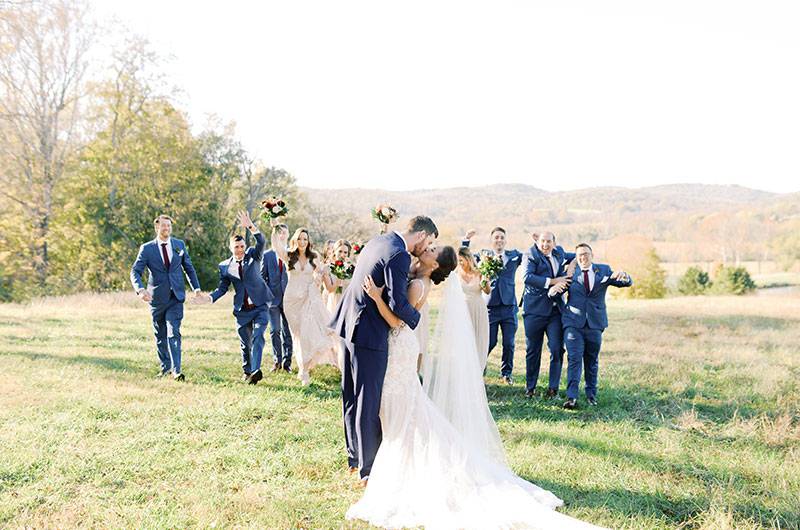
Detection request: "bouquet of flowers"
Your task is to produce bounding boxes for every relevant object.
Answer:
[260,196,288,222]
[330,259,355,294]
[351,242,364,256]
[371,204,398,233]
[478,251,504,288]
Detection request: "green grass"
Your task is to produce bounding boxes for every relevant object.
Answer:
[1,292,799,529]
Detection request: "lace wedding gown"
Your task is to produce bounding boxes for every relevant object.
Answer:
[282,264,340,384]
[346,321,606,530]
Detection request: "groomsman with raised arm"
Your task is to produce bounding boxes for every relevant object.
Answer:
[199,211,272,384]
[130,214,202,381]
[548,243,632,409]
[521,231,574,398]
[463,227,523,385]
[261,223,293,373]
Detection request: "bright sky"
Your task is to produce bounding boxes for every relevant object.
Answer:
[92,1,800,193]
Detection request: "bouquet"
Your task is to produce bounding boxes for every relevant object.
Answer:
[478,251,504,288]
[371,204,398,233]
[351,242,364,256]
[330,259,355,294]
[260,196,288,222]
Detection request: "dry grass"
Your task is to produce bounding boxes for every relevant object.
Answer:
[1,291,799,528]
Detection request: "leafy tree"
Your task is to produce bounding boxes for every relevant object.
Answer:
[626,248,667,299]
[677,266,711,295]
[710,266,756,295]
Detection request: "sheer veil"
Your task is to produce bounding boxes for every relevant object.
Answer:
[421,272,507,465]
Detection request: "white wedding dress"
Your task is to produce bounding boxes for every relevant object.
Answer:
[346,275,606,530]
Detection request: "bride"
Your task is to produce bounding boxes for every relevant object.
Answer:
[346,247,605,530]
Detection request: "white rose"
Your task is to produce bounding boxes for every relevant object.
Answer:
[272,205,282,214]
[380,207,391,217]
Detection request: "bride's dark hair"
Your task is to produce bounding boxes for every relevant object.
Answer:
[430,246,457,285]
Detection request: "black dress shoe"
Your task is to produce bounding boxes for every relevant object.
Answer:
[173,372,185,382]
[270,362,280,373]
[501,376,513,386]
[156,370,169,378]
[525,389,535,398]
[282,365,292,373]
[587,397,598,406]
[248,370,263,385]
[563,398,577,410]
[546,388,558,398]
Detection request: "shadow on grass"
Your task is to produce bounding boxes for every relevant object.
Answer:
[522,476,798,529]
[6,350,151,375]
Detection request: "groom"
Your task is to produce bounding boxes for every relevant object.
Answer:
[331,215,438,484]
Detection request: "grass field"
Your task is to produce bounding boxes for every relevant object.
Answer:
[1,291,799,529]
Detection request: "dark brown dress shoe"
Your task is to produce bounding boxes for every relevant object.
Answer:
[587,397,598,406]
[563,398,577,410]
[173,372,185,382]
[248,370,263,385]
[546,388,558,398]
[270,362,280,373]
[242,372,251,382]
[525,389,535,398]
[348,466,358,474]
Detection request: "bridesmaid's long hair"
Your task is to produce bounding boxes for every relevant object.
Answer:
[458,246,478,274]
[287,228,318,270]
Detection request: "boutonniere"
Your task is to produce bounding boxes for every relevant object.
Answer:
[175,247,184,257]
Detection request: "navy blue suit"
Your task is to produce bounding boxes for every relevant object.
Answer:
[330,232,420,479]
[210,232,273,374]
[551,263,632,400]
[463,240,522,378]
[130,237,201,374]
[520,244,574,392]
[261,249,293,369]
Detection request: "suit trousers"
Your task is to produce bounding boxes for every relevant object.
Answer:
[564,325,603,400]
[150,292,183,373]
[235,305,269,374]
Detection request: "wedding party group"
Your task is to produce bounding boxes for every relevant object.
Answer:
[129,205,632,529]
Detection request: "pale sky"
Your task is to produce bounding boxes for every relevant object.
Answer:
[92,1,800,193]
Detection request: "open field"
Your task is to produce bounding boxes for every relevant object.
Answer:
[1,292,799,529]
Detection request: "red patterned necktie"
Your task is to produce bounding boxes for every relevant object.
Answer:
[583,270,591,294]
[161,243,170,268]
[278,258,284,274]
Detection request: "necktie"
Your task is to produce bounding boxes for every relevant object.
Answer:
[278,258,284,274]
[161,243,170,268]
[583,270,591,294]
[239,260,254,309]
[546,255,556,277]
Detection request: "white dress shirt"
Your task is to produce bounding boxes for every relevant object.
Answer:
[541,252,559,288]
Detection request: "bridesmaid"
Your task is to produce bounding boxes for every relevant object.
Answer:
[457,247,490,371]
[277,228,340,385]
[324,239,352,314]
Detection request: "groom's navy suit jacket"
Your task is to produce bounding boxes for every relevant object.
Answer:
[210,233,273,313]
[130,237,201,306]
[330,232,420,349]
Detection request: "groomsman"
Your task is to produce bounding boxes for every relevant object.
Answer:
[548,243,632,409]
[202,211,272,384]
[130,214,202,381]
[261,223,293,373]
[463,227,523,385]
[521,231,574,398]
